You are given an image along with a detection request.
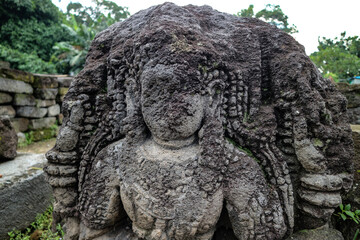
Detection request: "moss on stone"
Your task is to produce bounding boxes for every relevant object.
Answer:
[312,138,324,148]
[0,68,34,83]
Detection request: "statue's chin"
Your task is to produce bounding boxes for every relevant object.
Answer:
[152,134,196,149]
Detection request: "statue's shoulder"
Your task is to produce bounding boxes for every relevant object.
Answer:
[94,138,126,163]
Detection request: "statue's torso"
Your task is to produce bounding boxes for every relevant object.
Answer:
[120,139,223,239]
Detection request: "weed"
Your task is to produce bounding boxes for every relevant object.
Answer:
[335,203,360,240]
[8,205,63,240]
[336,204,360,223]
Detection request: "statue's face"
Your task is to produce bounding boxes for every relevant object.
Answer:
[140,64,204,141]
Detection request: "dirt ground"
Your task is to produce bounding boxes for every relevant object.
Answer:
[17,138,56,154]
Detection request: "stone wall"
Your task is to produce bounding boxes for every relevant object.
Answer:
[336,82,360,124]
[0,65,72,143]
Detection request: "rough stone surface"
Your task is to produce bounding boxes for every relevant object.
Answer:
[48,104,60,117]
[334,126,360,239]
[29,117,57,130]
[58,113,64,125]
[45,3,353,240]
[348,107,360,124]
[35,99,56,107]
[34,88,58,100]
[11,118,29,132]
[0,92,12,104]
[286,228,344,240]
[0,77,33,94]
[0,153,52,239]
[336,83,360,124]
[17,106,47,118]
[0,117,17,160]
[13,93,36,106]
[0,105,16,118]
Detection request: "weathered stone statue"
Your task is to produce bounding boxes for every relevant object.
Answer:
[45,3,354,239]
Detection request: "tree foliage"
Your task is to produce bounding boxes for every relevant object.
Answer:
[66,0,129,32]
[310,32,360,80]
[52,0,130,75]
[0,0,70,62]
[0,0,129,75]
[237,4,298,34]
[0,44,57,73]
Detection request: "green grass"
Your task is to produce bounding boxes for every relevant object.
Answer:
[8,205,63,240]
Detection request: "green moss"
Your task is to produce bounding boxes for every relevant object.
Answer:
[198,64,208,74]
[27,125,58,143]
[0,68,34,83]
[226,137,258,162]
[242,112,249,123]
[171,34,192,52]
[312,138,324,147]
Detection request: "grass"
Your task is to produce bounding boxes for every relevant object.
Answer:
[8,205,64,240]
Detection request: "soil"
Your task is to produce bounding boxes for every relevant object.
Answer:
[17,138,56,154]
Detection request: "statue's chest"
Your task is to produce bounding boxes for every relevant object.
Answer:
[121,151,204,219]
[119,143,223,237]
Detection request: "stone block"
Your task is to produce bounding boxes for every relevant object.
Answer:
[16,106,47,118]
[33,74,59,89]
[0,105,16,118]
[0,77,33,94]
[351,126,360,182]
[0,117,17,160]
[29,117,56,130]
[287,228,344,240]
[59,87,69,96]
[34,88,58,100]
[0,153,52,239]
[13,93,36,106]
[348,107,360,124]
[57,76,73,87]
[48,104,60,117]
[11,118,29,132]
[35,99,56,107]
[0,61,10,68]
[0,68,34,83]
[0,92,12,104]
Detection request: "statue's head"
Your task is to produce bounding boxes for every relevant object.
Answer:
[140,64,204,142]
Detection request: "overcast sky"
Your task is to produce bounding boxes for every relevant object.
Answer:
[53,0,360,55]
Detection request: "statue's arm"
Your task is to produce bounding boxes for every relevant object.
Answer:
[223,142,287,239]
[45,96,89,228]
[79,139,127,230]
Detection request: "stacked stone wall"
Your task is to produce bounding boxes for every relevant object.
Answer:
[0,65,72,143]
[337,82,360,124]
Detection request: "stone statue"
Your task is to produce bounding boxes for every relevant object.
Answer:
[45,3,354,239]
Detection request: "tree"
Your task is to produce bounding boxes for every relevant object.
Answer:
[0,0,70,73]
[52,0,130,75]
[237,4,298,34]
[66,0,130,32]
[310,32,360,81]
[0,0,129,75]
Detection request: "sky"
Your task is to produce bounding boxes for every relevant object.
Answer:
[53,0,360,55]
